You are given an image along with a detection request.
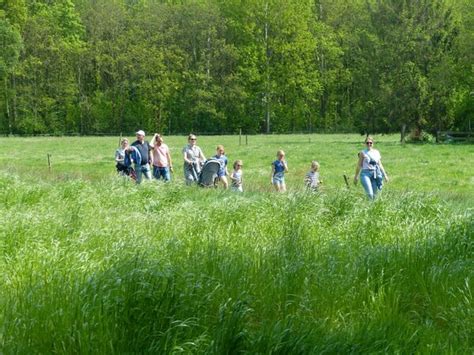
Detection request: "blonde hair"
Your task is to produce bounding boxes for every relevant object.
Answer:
[216,145,225,154]
[121,138,129,144]
[365,136,374,143]
[277,150,285,157]
[311,160,320,171]
[233,160,243,169]
[188,133,197,140]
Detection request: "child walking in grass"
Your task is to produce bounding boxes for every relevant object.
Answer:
[230,160,243,192]
[271,150,288,192]
[304,160,322,192]
[214,145,229,189]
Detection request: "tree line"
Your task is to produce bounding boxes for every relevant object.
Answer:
[0,0,473,137]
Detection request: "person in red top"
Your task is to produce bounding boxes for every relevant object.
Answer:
[150,133,173,181]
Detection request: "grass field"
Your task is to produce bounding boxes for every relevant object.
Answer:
[0,134,473,353]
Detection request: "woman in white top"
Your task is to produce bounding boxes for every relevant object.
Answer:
[354,136,389,199]
[182,134,206,185]
[115,138,129,174]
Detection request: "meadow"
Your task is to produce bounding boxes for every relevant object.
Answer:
[0,134,472,353]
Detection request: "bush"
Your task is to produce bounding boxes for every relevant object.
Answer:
[407,129,435,143]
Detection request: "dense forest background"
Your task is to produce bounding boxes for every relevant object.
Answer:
[0,0,473,136]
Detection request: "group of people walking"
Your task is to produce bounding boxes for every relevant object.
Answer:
[115,130,388,199]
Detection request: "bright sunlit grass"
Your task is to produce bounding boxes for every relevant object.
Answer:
[0,135,472,352]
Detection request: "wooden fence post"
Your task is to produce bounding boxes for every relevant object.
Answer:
[47,154,52,172]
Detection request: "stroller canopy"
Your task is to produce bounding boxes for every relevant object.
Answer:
[198,159,222,187]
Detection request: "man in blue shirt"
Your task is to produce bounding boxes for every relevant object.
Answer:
[131,130,153,184]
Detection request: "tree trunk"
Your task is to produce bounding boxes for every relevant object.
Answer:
[12,74,17,133]
[4,76,11,135]
[400,124,407,144]
[264,1,270,134]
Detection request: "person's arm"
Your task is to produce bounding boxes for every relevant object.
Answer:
[148,145,154,165]
[283,160,288,172]
[379,161,389,182]
[115,150,124,163]
[167,149,173,172]
[183,149,192,165]
[224,159,229,176]
[270,163,275,184]
[199,148,206,162]
[354,152,364,184]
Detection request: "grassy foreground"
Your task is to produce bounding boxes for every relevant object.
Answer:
[0,134,473,353]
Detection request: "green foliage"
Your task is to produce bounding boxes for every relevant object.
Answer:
[0,0,472,134]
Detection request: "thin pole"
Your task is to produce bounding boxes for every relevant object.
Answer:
[343,174,350,189]
[47,154,52,172]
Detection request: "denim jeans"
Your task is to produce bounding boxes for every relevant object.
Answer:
[135,163,152,184]
[360,169,378,200]
[153,166,171,181]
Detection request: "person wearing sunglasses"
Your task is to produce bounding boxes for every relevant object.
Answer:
[354,136,389,199]
[182,134,206,185]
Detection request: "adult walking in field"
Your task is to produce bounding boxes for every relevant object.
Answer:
[131,130,153,184]
[354,136,389,199]
[150,133,173,182]
[115,138,129,175]
[183,134,206,185]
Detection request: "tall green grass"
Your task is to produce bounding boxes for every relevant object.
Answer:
[0,173,472,353]
[0,134,473,201]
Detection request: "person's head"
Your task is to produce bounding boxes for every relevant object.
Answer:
[188,134,197,145]
[154,133,163,145]
[311,160,320,172]
[121,138,129,148]
[136,130,145,141]
[233,160,243,170]
[365,136,374,149]
[216,145,225,156]
[277,150,285,160]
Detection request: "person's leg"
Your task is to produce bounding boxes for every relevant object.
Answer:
[143,164,152,181]
[153,165,160,179]
[220,176,228,189]
[160,167,171,182]
[371,177,379,198]
[360,172,374,200]
[280,181,286,192]
[273,174,282,191]
[135,164,143,184]
[184,167,195,185]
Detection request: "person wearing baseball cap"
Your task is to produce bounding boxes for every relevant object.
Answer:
[131,129,153,183]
